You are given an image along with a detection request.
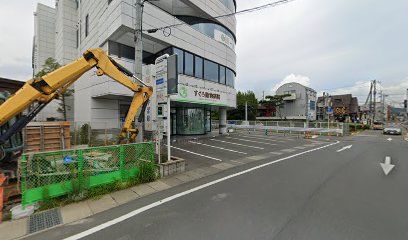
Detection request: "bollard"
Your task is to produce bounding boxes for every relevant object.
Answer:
[0,174,6,224]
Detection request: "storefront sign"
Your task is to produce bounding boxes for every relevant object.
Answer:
[214,29,235,50]
[172,76,236,108]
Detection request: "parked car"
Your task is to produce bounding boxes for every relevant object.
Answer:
[372,122,384,130]
[383,125,402,135]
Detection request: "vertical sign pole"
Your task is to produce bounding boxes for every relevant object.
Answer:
[167,96,171,162]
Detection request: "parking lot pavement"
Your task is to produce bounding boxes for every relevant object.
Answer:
[171,133,331,170]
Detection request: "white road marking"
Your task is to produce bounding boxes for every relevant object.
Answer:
[188,141,247,155]
[210,139,264,149]
[238,135,286,143]
[225,137,277,146]
[63,140,340,240]
[171,146,222,161]
[269,152,283,155]
[336,145,353,152]
[240,134,296,140]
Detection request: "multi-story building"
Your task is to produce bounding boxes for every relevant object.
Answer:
[275,82,317,120]
[33,0,237,135]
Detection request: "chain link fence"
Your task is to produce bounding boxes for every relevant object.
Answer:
[20,142,154,207]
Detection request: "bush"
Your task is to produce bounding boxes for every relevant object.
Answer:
[138,161,157,183]
[79,124,90,144]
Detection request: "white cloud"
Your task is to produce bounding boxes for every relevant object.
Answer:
[271,73,311,93]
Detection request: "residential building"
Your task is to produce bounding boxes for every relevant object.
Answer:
[33,0,237,135]
[317,94,359,122]
[274,82,317,120]
[0,77,25,94]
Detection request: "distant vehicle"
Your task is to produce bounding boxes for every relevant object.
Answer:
[372,122,384,130]
[383,126,402,135]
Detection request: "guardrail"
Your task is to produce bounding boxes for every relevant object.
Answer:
[20,142,154,207]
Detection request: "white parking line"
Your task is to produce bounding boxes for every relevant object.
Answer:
[226,137,277,146]
[239,134,296,141]
[63,141,340,240]
[238,135,286,143]
[171,146,222,161]
[188,141,247,155]
[210,139,264,150]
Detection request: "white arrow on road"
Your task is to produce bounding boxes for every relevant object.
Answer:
[336,145,353,152]
[380,156,395,176]
[387,138,393,141]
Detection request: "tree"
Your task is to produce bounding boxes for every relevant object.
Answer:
[35,58,73,121]
[259,94,291,119]
[227,91,258,120]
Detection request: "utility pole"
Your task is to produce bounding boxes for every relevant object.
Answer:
[245,101,248,122]
[305,90,309,126]
[134,0,143,80]
[373,80,377,122]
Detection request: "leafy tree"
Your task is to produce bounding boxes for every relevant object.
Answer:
[35,58,74,121]
[227,91,258,120]
[259,94,291,119]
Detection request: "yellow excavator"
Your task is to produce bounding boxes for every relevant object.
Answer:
[0,48,153,161]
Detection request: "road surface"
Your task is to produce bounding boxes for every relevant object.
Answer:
[27,130,408,240]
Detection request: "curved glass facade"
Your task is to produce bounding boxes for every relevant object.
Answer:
[221,0,236,12]
[176,16,236,46]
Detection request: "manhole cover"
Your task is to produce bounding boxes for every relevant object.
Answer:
[28,208,62,234]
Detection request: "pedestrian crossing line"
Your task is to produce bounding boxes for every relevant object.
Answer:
[210,139,265,149]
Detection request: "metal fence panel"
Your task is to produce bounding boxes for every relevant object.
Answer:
[20,142,154,207]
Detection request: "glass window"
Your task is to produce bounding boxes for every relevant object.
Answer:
[121,44,135,60]
[194,56,203,79]
[221,0,236,12]
[184,52,194,76]
[219,66,226,84]
[109,41,119,57]
[204,60,219,82]
[226,68,235,87]
[173,48,184,74]
[176,108,205,135]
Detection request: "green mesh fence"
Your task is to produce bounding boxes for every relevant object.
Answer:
[20,142,155,207]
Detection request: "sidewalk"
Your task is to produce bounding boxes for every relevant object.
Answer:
[0,138,330,240]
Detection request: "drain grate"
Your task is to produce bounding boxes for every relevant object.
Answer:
[28,208,62,234]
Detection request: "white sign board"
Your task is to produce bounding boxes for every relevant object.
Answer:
[171,75,236,108]
[214,29,235,50]
[143,65,156,131]
[155,57,168,103]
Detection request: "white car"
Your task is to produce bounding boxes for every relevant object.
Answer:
[383,126,402,135]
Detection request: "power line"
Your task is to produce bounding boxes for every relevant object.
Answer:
[143,0,296,33]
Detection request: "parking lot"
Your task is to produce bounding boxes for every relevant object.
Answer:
[170,132,332,170]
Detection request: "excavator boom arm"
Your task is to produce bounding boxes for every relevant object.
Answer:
[0,48,152,147]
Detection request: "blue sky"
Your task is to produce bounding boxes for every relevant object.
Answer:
[0,0,406,106]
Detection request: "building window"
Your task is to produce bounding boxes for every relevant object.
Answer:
[204,59,219,82]
[219,66,226,84]
[85,14,89,37]
[108,41,135,60]
[226,68,235,87]
[310,101,316,110]
[194,56,203,79]
[184,52,194,76]
[221,0,236,12]
[173,48,184,74]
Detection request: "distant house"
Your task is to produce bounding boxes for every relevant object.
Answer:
[258,82,317,121]
[317,94,359,122]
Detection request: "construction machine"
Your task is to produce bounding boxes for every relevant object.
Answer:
[0,48,153,162]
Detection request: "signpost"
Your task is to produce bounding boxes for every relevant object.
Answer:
[155,54,178,163]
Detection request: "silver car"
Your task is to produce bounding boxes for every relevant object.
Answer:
[383,125,402,135]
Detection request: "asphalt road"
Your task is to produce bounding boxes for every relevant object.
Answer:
[27,130,408,240]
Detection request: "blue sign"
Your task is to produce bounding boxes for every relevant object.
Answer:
[326,107,333,113]
[63,156,74,164]
[156,78,164,85]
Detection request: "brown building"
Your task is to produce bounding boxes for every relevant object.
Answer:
[0,77,24,94]
[317,94,359,122]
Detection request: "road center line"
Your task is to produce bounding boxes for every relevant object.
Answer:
[210,139,264,149]
[226,137,277,145]
[63,141,339,240]
[170,146,222,161]
[188,141,247,155]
